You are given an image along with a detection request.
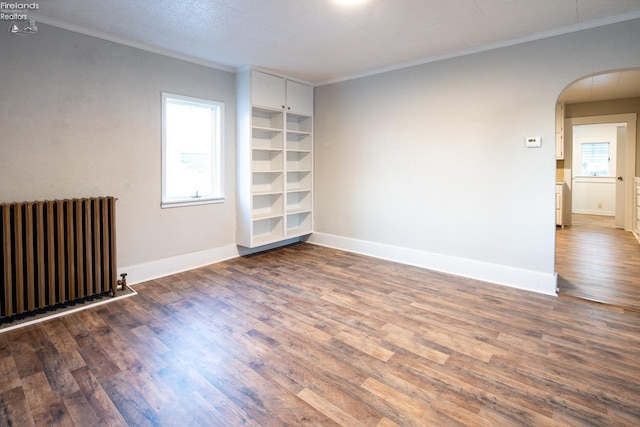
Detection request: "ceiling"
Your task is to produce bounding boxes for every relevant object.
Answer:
[30,0,640,87]
[559,70,640,104]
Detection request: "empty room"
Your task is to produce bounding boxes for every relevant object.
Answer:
[1,1,640,425]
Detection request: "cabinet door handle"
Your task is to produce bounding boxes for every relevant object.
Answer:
[618,176,624,181]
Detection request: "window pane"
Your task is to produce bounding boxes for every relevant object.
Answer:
[162,94,224,206]
[580,142,609,176]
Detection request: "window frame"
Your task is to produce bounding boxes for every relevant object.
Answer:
[161,92,225,208]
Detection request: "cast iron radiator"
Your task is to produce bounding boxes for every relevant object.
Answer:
[0,197,117,318]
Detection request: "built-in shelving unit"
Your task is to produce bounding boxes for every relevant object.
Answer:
[236,68,313,248]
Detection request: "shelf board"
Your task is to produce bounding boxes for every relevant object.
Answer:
[286,227,312,237]
[286,208,312,215]
[286,130,311,135]
[252,212,284,221]
[253,126,283,132]
[251,234,284,248]
[253,190,284,196]
[252,147,283,152]
[252,168,284,173]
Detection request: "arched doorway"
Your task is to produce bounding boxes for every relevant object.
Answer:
[555,68,640,309]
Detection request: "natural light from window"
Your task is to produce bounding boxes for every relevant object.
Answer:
[162,93,224,207]
[580,142,610,176]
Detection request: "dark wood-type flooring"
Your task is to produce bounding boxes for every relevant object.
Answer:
[556,214,640,312]
[2,243,640,426]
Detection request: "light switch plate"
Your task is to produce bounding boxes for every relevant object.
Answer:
[525,136,541,148]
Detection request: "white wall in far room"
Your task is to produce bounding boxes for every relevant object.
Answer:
[571,124,621,216]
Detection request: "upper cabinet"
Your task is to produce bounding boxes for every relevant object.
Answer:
[286,80,314,116]
[251,71,286,110]
[250,70,313,116]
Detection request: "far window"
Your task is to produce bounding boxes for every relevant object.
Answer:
[162,93,224,207]
[580,142,610,176]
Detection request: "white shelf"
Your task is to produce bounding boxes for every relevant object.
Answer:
[252,172,283,194]
[286,150,312,170]
[252,149,283,172]
[252,107,283,130]
[286,170,312,191]
[237,69,313,248]
[252,232,284,247]
[286,211,312,236]
[253,193,283,219]
[252,216,284,244]
[287,190,312,213]
[286,130,312,136]
[286,113,312,133]
[252,128,283,150]
[287,132,312,151]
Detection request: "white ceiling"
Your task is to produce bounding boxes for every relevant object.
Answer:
[30,0,640,88]
[559,70,640,104]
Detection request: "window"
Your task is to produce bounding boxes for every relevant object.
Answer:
[162,93,224,207]
[580,142,610,176]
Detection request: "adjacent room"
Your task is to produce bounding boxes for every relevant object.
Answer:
[1,1,640,425]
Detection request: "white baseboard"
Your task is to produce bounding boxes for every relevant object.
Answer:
[572,209,615,216]
[307,232,558,296]
[120,244,240,286]
[119,237,302,286]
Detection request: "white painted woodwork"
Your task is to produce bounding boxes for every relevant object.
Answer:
[635,178,640,239]
[555,103,564,159]
[556,183,570,227]
[286,80,314,116]
[237,69,314,248]
[251,71,286,110]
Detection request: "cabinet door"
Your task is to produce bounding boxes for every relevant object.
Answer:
[555,133,563,159]
[252,71,285,110]
[286,80,313,116]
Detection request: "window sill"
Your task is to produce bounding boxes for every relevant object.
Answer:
[161,197,225,209]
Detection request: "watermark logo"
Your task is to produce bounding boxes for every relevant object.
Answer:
[1,2,39,35]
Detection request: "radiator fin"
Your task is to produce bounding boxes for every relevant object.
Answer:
[0,197,117,318]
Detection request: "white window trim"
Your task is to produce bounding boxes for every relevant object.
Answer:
[161,92,225,208]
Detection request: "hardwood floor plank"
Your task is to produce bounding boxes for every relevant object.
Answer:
[360,377,428,420]
[7,330,43,379]
[0,356,21,393]
[297,387,365,427]
[101,372,161,427]
[0,386,35,427]
[63,389,101,427]
[2,242,640,425]
[556,214,640,311]
[71,366,128,427]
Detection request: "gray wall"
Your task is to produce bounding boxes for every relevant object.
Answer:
[2,19,639,294]
[0,25,236,276]
[312,19,640,293]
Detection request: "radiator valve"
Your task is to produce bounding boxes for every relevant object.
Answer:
[117,273,128,291]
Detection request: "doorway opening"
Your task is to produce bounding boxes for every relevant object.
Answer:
[571,122,628,228]
[554,69,640,311]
